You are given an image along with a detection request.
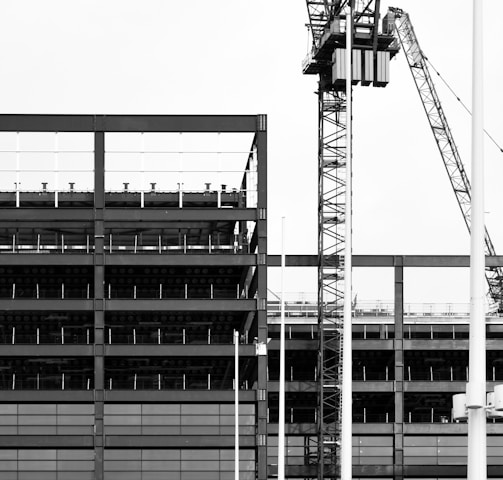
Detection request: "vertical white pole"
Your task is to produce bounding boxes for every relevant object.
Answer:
[234,329,239,480]
[341,3,353,480]
[140,132,145,208]
[468,0,486,479]
[15,132,20,207]
[278,217,286,480]
[54,132,59,208]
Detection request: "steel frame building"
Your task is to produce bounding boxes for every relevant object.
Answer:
[0,114,267,480]
[1,115,503,480]
[269,254,503,480]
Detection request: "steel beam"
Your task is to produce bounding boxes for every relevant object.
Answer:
[0,300,93,311]
[267,254,503,267]
[105,255,256,267]
[105,345,257,357]
[106,435,256,448]
[0,345,93,356]
[105,299,256,311]
[0,436,94,447]
[104,390,256,403]
[0,114,260,133]
[104,209,257,222]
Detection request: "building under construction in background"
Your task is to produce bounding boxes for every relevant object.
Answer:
[0,4,502,480]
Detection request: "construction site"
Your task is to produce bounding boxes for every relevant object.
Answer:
[0,1,501,480]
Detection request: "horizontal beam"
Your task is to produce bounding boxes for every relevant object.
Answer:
[104,209,257,222]
[0,390,94,402]
[105,390,256,403]
[105,299,256,311]
[0,255,93,266]
[0,300,93,311]
[0,114,261,133]
[267,254,503,267]
[105,344,257,357]
[352,381,394,392]
[0,299,256,311]
[106,255,257,267]
[0,345,93,356]
[0,435,93,448]
[106,434,255,448]
[0,209,93,222]
[267,339,317,350]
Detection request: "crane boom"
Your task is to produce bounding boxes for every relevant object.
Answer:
[389,7,503,310]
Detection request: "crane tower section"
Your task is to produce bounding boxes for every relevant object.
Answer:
[303,2,399,478]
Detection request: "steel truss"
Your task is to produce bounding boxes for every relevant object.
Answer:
[317,88,347,479]
[306,1,345,48]
[391,9,503,310]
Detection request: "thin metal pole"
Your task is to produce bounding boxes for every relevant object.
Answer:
[278,217,286,480]
[341,3,353,480]
[234,329,239,480]
[468,0,486,479]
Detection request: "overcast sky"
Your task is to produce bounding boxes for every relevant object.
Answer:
[0,1,501,304]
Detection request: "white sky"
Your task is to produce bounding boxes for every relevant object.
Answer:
[0,0,501,304]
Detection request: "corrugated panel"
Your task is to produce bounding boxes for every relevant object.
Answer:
[404,446,437,456]
[352,50,362,82]
[332,48,346,81]
[437,456,466,465]
[489,436,503,446]
[358,436,393,446]
[404,456,437,465]
[377,51,389,84]
[364,50,374,83]
[404,436,437,446]
[437,436,466,446]
[437,446,467,456]
[359,456,393,465]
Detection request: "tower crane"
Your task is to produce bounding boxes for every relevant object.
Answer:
[388,7,503,311]
[303,2,399,478]
[303,3,502,480]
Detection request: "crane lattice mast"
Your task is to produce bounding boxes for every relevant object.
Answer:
[389,7,503,310]
[303,2,399,478]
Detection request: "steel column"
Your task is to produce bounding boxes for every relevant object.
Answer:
[94,131,105,480]
[394,261,404,480]
[256,117,268,480]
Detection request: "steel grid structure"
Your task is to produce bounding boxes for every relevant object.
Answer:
[390,8,503,311]
[0,114,268,480]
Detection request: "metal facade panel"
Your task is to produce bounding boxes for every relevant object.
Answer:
[352,49,362,81]
[364,50,374,83]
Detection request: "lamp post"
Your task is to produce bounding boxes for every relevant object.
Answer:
[234,329,239,480]
[341,2,354,480]
[467,0,486,479]
[278,217,286,480]
[452,2,487,479]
